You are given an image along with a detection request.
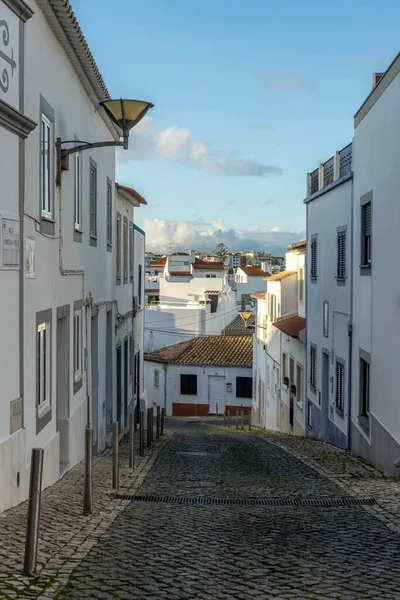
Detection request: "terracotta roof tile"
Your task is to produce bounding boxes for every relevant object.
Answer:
[149,257,167,268]
[239,266,270,277]
[171,252,189,256]
[287,240,306,251]
[115,183,147,205]
[193,258,225,270]
[251,291,267,300]
[273,315,306,339]
[168,271,192,277]
[144,335,253,368]
[264,270,297,281]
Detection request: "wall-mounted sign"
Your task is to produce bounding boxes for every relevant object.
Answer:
[26,237,35,279]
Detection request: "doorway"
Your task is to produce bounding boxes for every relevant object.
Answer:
[117,346,122,425]
[209,376,225,414]
[91,314,99,451]
[322,351,329,439]
[124,338,128,432]
[57,310,69,476]
[106,310,113,445]
[289,358,295,431]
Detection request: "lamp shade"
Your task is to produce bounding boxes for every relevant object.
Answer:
[100,99,154,133]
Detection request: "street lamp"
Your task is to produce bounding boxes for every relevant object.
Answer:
[56,98,154,186]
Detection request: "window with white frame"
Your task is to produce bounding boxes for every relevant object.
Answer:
[89,162,97,238]
[336,360,344,413]
[37,322,51,412]
[310,345,317,389]
[107,182,112,246]
[74,309,82,381]
[40,114,52,218]
[74,152,82,230]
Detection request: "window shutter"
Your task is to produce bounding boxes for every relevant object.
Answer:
[311,238,317,278]
[363,203,372,236]
[336,362,344,411]
[337,231,346,280]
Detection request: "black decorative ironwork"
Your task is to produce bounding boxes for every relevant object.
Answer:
[310,168,319,195]
[340,143,352,177]
[0,20,16,93]
[323,156,334,187]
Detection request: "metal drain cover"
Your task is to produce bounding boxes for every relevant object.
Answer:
[116,494,376,508]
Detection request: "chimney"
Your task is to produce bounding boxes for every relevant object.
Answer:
[372,73,384,89]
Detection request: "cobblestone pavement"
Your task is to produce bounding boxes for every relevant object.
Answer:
[2,419,400,599]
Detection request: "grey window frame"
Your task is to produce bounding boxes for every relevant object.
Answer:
[310,343,317,391]
[335,357,345,415]
[282,351,287,384]
[89,158,97,245]
[360,191,372,275]
[310,234,318,281]
[336,226,346,284]
[39,96,55,236]
[116,212,121,285]
[73,133,82,242]
[36,308,52,433]
[359,349,371,432]
[123,216,128,284]
[129,221,133,282]
[323,300,329,338]
[106,177,112,250]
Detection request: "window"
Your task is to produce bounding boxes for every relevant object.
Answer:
[129,223,133,282]
[138,264,142,305]
[282,352,287,384]
[337,230,346,281]
[360,358,370,419]
[206,274,217,278]
[336,361,344,413]
[89,161,97,239]
[311,235,317,280]
[299,268,304,303]
[129,332,133,378]
[107,182,112,247]
[290,358,294,387]
[74,152,82,230]
[40,114,52,218]
[154,369,159,387]
[180,374,197,395]
[271,295,276,322]
[123,217,128,283]
[310,345,317,389]
[116,212,121,284]
[361,202,372,266]
[236,377,252,398]
[37,322,50,412]
[296,364,303,406]
[74,309,82,382]
[323,301,329,338]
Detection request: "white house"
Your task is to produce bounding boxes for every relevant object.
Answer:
[305,143,353,450]
[252,242,306,435]
[350,62,400,473]
[144,336,253,417]
[234,265,270,309]
[0,0,150,512]
[114,183,147,442]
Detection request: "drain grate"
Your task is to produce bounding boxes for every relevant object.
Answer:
[115,494,376,507]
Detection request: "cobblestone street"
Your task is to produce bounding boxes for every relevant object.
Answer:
[2,418,400,599]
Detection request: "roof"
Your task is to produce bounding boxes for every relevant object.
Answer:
[264,271,297,281]
[37,0,118,137]
[239,266,270,277]
[250,292,267,301]
[144,335,253,368]
[193,258,225,270]
[168,271,192,277]
[221,314,255,337]
[287,240,306,251]
[149,257,167,268]
[171,252,189,256]
[115,183,147,205]
[273,315,306,339]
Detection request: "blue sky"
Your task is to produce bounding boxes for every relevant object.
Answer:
[73,0,399,253]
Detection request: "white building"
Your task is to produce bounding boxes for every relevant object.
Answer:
[234,265,271,309]
[305,144,353,450]
[0,0,149,512]
[252,242,306,435]
[350,63,400,473]
[144,336,253,417]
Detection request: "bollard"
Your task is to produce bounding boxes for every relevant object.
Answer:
[147,409,151,448]
[129,413,135,469]
[236,410,239,429]
[216,402,219,417]
[24,448,44,575]
[156,406,160,439]
[241,410,244,431]
[248,410,252,431]
[161,407,165,436]
[228,409,231,428]
[83,427,93,515]
[224,409,226,427]
[139,410,145,457]
[112,422,119,490]
[151,408,154,443]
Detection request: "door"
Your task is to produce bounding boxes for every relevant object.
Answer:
[124,339,129,432]
[106,310,113,445]
[209,376,225,415]
[117,346,122,425]
[322,351,329,439]
[91,314,99,451]
[289,358,295,430]
[57,313,69,473]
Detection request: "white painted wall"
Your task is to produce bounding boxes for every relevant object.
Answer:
[159,275,225,302]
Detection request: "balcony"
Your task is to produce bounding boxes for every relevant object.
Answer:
[307,143,352,197]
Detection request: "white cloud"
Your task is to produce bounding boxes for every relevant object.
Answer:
[118,117,282,178]
[141,217,304,254]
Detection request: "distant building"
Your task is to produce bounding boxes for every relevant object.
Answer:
[233,265,271,309]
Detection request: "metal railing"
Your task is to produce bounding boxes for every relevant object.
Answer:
[310,169,319,194]
[339,143,352,177]
[323,156,334,187]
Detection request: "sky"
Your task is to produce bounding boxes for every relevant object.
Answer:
[73,0,399,254]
